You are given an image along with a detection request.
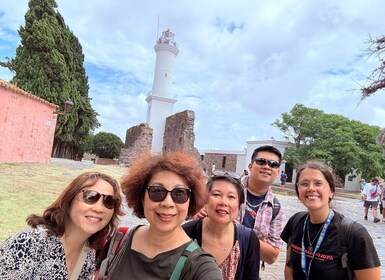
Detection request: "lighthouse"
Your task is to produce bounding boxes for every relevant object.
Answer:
[146,29,179,154]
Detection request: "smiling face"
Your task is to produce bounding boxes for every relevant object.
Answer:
[297,168,334,214]
[248,151,280,193]
[68,178,115,239]
[143,170,190,234]
[206,179,240,224]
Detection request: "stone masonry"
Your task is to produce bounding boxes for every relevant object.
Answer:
[163,110,205,170]
[203,153,238,175]
[118,123,152,166]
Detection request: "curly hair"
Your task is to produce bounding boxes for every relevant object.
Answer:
[121,151,207,220]
[26,172,124,249]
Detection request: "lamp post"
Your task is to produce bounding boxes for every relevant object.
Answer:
[54,99,74,115]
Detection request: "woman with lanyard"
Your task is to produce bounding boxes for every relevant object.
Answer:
[281,161,380,280]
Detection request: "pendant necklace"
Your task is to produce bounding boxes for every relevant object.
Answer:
[307,222,323,252]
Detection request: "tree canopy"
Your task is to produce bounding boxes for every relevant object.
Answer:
[91,132,124,159]
[273,104,384,180]
[1,0,99,160]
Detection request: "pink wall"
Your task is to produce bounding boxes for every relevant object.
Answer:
[0,79,58,163]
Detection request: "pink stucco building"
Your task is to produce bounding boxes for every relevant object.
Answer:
[0,79,58,163]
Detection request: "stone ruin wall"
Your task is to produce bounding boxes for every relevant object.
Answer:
[119,110,205,170]
[118,123,152,166]
[163,110,206,170]
[203,153,238,175]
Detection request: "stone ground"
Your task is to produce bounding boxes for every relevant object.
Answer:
[120,192,385,279]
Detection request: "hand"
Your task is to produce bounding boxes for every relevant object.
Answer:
[192,208,207,219]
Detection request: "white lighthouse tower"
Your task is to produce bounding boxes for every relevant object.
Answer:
[146,29,179,154]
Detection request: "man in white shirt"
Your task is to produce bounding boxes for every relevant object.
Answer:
[362,177,381,223]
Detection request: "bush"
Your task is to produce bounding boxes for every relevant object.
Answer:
[91,132,124,159]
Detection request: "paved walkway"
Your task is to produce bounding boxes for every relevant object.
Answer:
[120,193,384,279]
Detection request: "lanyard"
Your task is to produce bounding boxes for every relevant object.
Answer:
[301,209,334,279]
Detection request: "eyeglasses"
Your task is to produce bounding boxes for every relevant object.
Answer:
[297,180,328,189]
[146,185,191,204]
[80,190,118,209]
[212,170,241,180]
[253,158,280,169]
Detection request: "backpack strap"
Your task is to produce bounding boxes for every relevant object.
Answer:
[271,196,281,221]
[340,216,355,280]
[287,211,308,246]
[170,241,200,280]
[235,224,252,279]
[98,227,130,280]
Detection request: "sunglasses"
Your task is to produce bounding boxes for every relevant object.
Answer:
[146,185,191,204]
[212,170,241,180]
[80,190,118,209]
[254,158,280,169]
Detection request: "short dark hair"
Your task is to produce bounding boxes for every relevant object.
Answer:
[371,177,379,183]
[294,161,336,198]
[251,145,282,162]
[121,151,207,220]
[206,175,245,209]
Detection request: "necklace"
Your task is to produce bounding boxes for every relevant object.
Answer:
[203,220,232,251]
[306,222,323,251]
[246,199,262,208]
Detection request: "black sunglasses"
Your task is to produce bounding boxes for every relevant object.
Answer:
[254,158,280,169]
[146,185,191,204]
[80,190,118,209]
[212,170,241,180]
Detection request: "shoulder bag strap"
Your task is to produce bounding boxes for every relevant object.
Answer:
[340,217,355,280]
[70,243,90,280]
[170,241,200,280]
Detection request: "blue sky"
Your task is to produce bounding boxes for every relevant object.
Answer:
[1,0,384,150]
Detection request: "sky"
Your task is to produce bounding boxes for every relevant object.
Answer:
[0,0,384,151]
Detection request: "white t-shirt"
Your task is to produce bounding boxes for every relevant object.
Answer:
[363,183,381,202]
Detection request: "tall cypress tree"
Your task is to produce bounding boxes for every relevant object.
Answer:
[10,0,99,160]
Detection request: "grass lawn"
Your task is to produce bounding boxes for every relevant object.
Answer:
[0,159,127,242]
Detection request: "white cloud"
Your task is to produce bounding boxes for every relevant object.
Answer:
[1,0,384,149]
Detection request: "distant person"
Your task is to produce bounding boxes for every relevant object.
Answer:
[362,177,381,223]
[281,161,380,280]
[194,145,285,267]
[380,183,385,222]
[241,169,249,180]
[212,163,216,174]
[183,170,260,279]
[0,172,123,279]
[360,179,366,191]
[104,152,222,279]
[280,171,288,187]
[359,179,366,200]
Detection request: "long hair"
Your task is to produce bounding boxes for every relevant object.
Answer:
[26,172,124,249]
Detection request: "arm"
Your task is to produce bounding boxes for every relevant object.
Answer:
[284,246,293,280]
[354,267,380,280]
[260,203,285,264]
[259,240,280,264]
[192,207,207,220]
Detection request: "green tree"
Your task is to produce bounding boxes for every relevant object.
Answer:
[273,104,384,182]
[1,0,99,160]
[91,132,124,159]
